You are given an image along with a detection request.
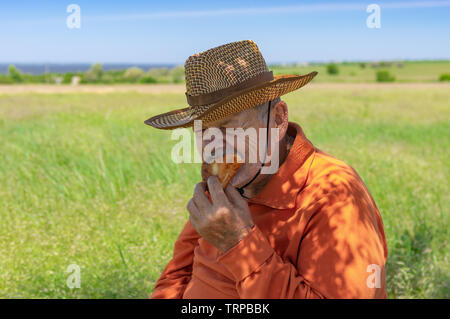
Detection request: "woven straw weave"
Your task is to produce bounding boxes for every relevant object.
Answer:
[185,40,268,96]
[145,40,317,129]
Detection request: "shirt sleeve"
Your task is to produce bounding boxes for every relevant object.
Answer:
[217,175,387,299]
[151,219,201,299]
[217,225,325,299]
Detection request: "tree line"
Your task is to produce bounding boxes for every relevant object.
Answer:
[0,64,185,84]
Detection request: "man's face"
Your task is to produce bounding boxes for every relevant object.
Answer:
[198,104,269,188]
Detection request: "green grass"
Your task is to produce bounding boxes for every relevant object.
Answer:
[271,61,450,83]
[0,85,449,298]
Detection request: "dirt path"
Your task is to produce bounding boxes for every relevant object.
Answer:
[0,83,448,94]
[0,84,186,94]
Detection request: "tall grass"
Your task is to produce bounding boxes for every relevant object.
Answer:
[0,85,448,298]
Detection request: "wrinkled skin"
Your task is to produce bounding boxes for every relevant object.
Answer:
[186,99,290,253]
[187,177,254,252]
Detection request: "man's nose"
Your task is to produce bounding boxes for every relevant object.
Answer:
[202,128,227,150]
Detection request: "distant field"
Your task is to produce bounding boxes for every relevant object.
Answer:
[1,61,450,85]
[272,61,450,83]
[0,84,449,298]
[1,82,449,95]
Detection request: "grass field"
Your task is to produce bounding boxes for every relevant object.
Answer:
[0,84,449,298]
[272,60,450,83]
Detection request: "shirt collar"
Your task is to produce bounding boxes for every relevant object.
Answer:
[248,122,315,210]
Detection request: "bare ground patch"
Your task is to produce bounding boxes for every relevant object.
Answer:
[1,83,449,95]
[0,84,186,94]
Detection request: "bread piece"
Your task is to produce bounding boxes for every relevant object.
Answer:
[201,154,243,188]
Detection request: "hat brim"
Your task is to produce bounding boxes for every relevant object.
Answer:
[144,71,317,130]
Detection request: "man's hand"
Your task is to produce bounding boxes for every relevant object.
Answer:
[186,176,255,253]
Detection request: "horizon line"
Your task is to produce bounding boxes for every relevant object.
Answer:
[1,58,450,64]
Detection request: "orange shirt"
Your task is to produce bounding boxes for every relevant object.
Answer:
[151,122,388,299]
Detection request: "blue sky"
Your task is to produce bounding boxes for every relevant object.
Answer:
[0,0,449,63]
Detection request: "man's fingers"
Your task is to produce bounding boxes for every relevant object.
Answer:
[224,184,246,206]
[188,215,200,231]
[207,176,229,204]
[193,182,212,211]
[186,198,200,221]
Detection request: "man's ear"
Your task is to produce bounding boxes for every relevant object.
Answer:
[272,100,288,140]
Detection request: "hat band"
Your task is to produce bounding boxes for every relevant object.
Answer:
[185,71,273,107]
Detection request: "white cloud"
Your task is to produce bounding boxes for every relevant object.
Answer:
[85,1,450,22]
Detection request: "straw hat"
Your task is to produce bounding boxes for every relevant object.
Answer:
[144,40,317,130]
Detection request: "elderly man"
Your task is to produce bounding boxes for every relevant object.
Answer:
[145,40,388,299]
